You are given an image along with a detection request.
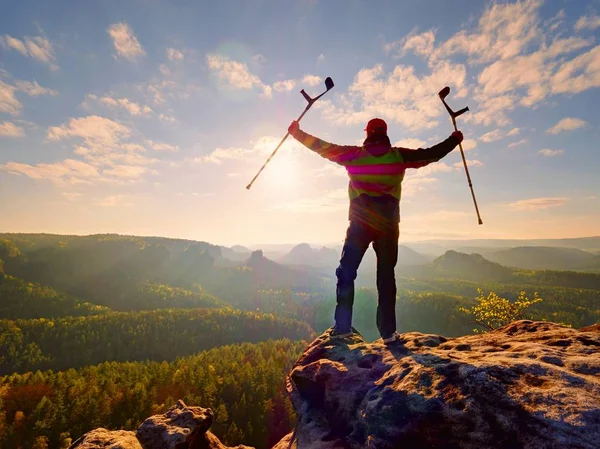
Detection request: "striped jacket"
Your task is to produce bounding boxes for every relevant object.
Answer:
[290,129,460,229]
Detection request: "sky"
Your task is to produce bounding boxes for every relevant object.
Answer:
[0,0,599,247]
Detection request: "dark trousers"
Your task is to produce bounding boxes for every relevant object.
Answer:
[334,220,399,338]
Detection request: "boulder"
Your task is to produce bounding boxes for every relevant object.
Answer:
[69,428,142,449]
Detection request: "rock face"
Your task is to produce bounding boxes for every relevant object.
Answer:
[276,321,600,449]
[69,401,253,449]
[69,429,142,449]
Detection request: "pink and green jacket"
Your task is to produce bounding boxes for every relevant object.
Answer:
[290,129,460,230]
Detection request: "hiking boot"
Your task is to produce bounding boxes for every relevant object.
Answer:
[382,331,401,344]
[330,326,353,339]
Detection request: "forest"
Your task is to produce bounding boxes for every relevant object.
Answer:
[0,233,598,448]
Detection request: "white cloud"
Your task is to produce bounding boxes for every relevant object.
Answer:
[48,116,130,148]
[550,45,600,95]
[319,61,467,130]
[461,139,477,151]
[546,117,587,134]
[480,129,503,142]
[413,162,454,177]
[14,80,58,96]
[394,138,426,148]
[574,15,600,32]
[166,47,184,61]
[508,139,527,148]
[87,94,152,116]
[433,0,543,64]
[0,80,22,115]
[302,75,322,86]
[144,139,178,152]
[507,197,569,210]
[200,146,253,164]
[0,121,25,137]
[272,79,296,92]
[1,159,100,186]
[386,31,436,59]
[206,54,264,90]
[103,165,150,178]
[538,149,563,157]
[317,54,325,63]
[0,34,58,70]
[507,127,520,136]
[107,23,145,61]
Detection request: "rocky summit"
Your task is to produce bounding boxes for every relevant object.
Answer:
[70,320,599,449]
[275,320,600,449]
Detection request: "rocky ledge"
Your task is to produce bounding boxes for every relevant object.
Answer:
[275,320,600,449]
[71,320,599,449]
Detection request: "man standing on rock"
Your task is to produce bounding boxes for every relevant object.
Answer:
[288,118,463,343]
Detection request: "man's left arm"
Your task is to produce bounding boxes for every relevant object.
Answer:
[397,131,463,168]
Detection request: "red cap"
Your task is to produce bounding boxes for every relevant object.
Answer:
[365,118,387,135]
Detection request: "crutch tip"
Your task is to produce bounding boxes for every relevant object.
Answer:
[478,219,483,225]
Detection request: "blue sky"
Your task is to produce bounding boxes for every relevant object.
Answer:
[1,0,599,246]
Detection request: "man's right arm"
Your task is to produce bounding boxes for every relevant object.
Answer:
[289,121,359,165]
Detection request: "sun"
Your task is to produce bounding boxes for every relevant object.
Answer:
[262,152,299,190]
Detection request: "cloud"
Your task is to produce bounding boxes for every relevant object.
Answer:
[107,23,145,61]
[480,129,503,142]
[200,146,254,164]
[507,127,520,136]
[394,138,426,148]
[317,54,325,63]
[413,162,454,177]
[86,94,152,116]
[48,115,130,148]
[508,139,527,148]
[319,61,467,130]
[386,31,436,58]
[0,34,58,70]
[538,149,563,157]
[0,80,22,115]
[166,47,184,61]
[0,121,25,137]
[272,79,296,92]
[550,45,600,95]
[206,54,264,90]
[461,139,477,151]
[1,159,100,186]
[14,80,58,96]
[103,165,150,178]
[507,197,569,210]
[302,75,322,86]
[144,139,178,152]
[574,15,600,32]
[433,0,543,64]
[546,117,586,134]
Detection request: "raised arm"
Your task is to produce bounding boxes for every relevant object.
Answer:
[397,131,463,168]
[288,121,360,166]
